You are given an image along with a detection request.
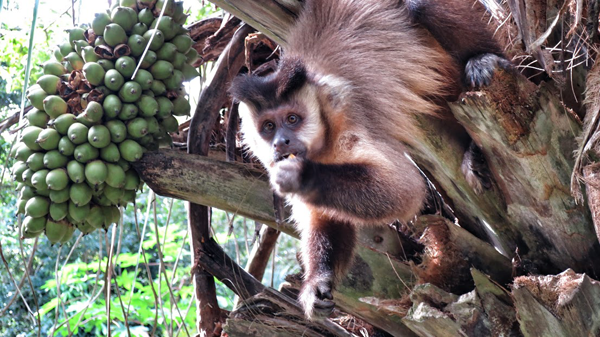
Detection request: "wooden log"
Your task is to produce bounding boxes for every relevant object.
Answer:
[512,269,600,337]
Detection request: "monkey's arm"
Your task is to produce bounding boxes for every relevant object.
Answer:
[407,0,512,86]
[272,158,425,222]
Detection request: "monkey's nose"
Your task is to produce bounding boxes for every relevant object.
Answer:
[274,137,290,148]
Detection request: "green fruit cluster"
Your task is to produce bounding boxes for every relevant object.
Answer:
[11,0,198,244]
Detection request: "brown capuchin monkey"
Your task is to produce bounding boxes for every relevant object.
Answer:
[229,0,510,319]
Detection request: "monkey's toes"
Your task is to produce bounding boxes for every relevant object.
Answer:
[465,53,512,87]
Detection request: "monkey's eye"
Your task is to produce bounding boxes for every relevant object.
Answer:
[286,114,300,125]
[262,121,275,133]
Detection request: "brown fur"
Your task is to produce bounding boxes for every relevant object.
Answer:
[230,0,506,319]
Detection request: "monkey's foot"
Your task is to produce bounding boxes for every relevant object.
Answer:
[465,53,512,87]
[298,276,335,319]
[461,142,492,195]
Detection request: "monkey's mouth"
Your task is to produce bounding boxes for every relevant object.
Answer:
[275,151,304,162]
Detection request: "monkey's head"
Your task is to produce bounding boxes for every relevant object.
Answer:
[230,58,347,167]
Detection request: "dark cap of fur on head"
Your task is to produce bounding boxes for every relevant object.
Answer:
[229,58,308,111]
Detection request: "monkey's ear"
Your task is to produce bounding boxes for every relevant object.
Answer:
[275,58,308,99]
[314,75,353,111]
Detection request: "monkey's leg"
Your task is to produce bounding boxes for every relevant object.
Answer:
[298,215,357,319]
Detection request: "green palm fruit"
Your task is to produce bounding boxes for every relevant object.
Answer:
[69,200,90,222]
[73,40,90,55]
[104,23,128,47]
[19,186,36,200]
[77,221,96,235]
[103,94,123,119]
[74,143,100,163]
[57,138,73,158]
[37,74,61,95]
[88,125,111,148]
[111,6,138,33]
[63,60,74,72]
[66,28,86,48]
[171,52,186,70]
[128,34,147,57]
[120,0,139,10]
[21,126,43,151]
[100,143,121,162]
[23,216,47,233]
[153,0,176,17]
[82,46,99,63]
[115,56,136,79]
[27,152,45,171]
[46,168,69,191]
[164,69,184,90]
[160,115,179,133]
[58,41,73,58]
[49,188,70,203]
[82,62,106,86]
[31,169,49,191]
[94,193,113,206]
[140,50,157,68]
[92,12,111,35]
[117,158,131,172]
[137,95,158,117]
[119,81,142,103]
[43,95,68,119]
[172,96,191,116]
[143,29,164,51]
[85,160,108,186]
[45,220,67,244]
[15,144,35,162]
[150,80,166,96]
[172,1,187,24]
[127,117,149,138]
[98,59,115,72]
[22,168,35,186]
[104,163,126,188]
[51,114,76,135]
[138,8,154,26]
[64,51,84,71]
[95,35,107,46]
[145,117,159,134]
[59,224,76,243]
[103,205,121,226]
[103,185,124,205]
[119,139,144,162]
[182,63,200,81]
[118,103,138,120]
[36,128,61,150]
[85,205,105,229]
[171,34,193,53]
[104,69,125,91]
[149,60,173,80]
[78,101,104,124]
[17,199,27,214]
[131,22,148,36]
[68,123,89,145]
[12,161,28,182]
[106,119,128,143]
[52,47,64,62]
[91,182,105,196]
[156,42,177,62]
[121,189,136,203]
[43,150,69,169]
[22,228,42,239]
[70,183,93,206]
[25,196,50,218]
[133,69,153,90]
[27,88,48,110]
[138,134,155,149]
[26,108,50,128]
[185,48,199,65]
[142,90,154,97]
[151,16,177,40]
[67,160,86,183]
[49,201,68,221]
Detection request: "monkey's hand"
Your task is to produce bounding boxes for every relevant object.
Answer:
[298,273,335,319]
[465,53,512,87]
[270,158,305,195]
